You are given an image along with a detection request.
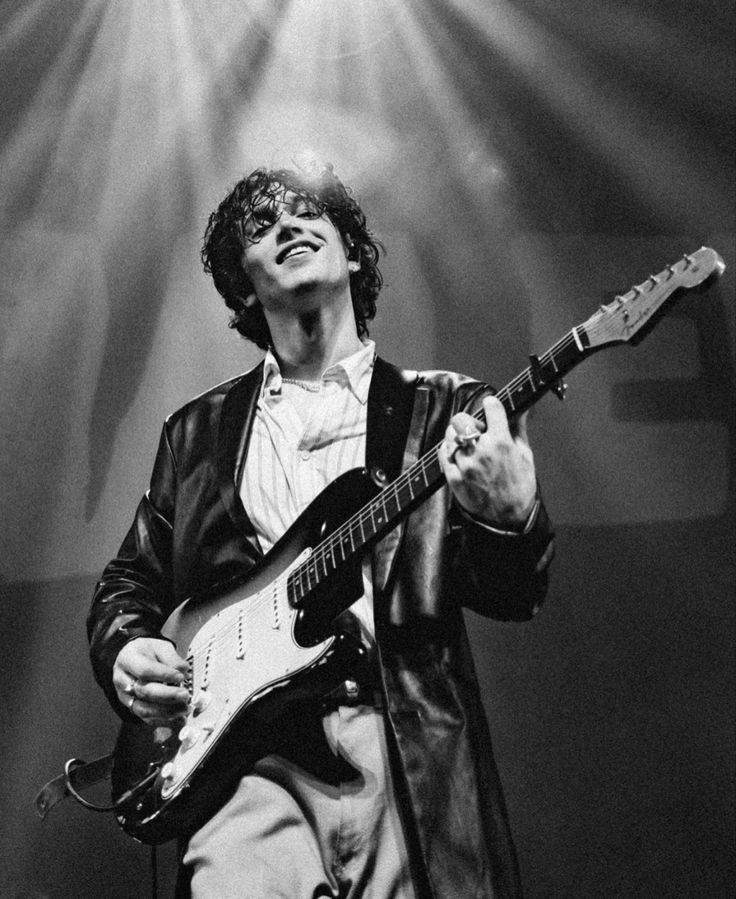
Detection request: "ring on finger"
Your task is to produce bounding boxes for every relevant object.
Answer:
[127,694,136,710]
[123,678,137,696]
[454,427,481,450]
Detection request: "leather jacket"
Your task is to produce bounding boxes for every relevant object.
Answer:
[88,356,554,898]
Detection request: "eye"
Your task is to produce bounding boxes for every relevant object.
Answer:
[293,200,321,219]
[244,215,274,241]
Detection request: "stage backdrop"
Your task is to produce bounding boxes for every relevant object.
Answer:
[1,1,733,897]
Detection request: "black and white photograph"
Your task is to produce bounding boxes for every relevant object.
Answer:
[1,2,733,897]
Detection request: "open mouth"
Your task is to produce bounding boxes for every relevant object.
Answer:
[277,241,319,264]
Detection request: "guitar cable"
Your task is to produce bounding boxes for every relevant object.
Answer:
[62,756,160,813]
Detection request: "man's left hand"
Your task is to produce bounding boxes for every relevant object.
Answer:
[440,395,537,529]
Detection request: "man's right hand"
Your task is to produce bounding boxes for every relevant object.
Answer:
[113,637,190,726]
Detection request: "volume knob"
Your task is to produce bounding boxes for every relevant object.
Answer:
[179,725,198,749]
[192,691,212,715]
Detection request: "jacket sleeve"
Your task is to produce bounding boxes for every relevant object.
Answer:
[87,420,179,713]
[448,383,555,621]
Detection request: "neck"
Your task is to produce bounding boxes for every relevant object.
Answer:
[266,290,363,380]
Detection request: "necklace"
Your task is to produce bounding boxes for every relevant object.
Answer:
[282,377,321,393]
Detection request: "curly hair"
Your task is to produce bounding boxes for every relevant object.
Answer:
[201,164,383,350]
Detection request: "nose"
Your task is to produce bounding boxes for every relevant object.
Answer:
[275,211,303,240]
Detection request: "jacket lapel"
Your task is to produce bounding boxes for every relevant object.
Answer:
[216,361,265,556]
[366,358,426,595]
[215,356,429,583]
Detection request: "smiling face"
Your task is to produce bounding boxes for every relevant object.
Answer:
[241,190,358,315]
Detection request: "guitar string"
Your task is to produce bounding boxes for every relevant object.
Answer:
[184,328,588,663]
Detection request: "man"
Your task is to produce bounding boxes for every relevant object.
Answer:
[88,163,555,898]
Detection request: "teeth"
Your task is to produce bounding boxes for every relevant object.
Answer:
[283,245,313,261]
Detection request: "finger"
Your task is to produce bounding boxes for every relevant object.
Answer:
[119,656,187,688]
[135,680,190,709]
[116,638,188,686]
[481,395,511,437]
[113,670,140,698]
[442,425,472,472]
[449,411,486,440]
[128,697,187,727]
[152,641,189,676]
[439,428,454,472]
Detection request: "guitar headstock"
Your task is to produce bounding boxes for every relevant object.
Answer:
[581,247,725,349]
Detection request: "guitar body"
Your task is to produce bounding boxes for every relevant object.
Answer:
[112,468,379,844]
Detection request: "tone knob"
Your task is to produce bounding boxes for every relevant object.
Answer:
[179,725,198,749]
[192,691,211,715]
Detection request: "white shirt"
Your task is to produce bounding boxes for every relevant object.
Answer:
[239,340,376,641]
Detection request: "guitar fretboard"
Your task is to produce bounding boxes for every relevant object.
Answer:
[286,325,589,606]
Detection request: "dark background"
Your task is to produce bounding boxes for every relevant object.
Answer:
[1,1,733,897]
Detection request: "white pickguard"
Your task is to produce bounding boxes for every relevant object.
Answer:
[159,548,333,800]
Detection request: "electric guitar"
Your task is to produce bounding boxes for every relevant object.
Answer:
[111,247,725,843]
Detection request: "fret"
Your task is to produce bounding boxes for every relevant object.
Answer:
[382,486,401,521]
[396,479,416,509]
[335,530,349,563]
[372,497,387,532]
[291,571,302,605]
[305,558,316,592]
[286,573,298,608]
[318,545,329,580]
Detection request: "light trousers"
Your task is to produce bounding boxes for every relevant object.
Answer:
[183,704,417,899]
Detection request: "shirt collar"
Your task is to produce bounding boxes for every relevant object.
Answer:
[261,339,375,405]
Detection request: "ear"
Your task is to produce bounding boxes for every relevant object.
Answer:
[243,292,260,308]
[344,236,360,272]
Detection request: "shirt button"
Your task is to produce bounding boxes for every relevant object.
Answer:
[300,450,310,461]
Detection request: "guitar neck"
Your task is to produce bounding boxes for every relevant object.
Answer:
[496,324,589,416]
[288,324,591,605]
